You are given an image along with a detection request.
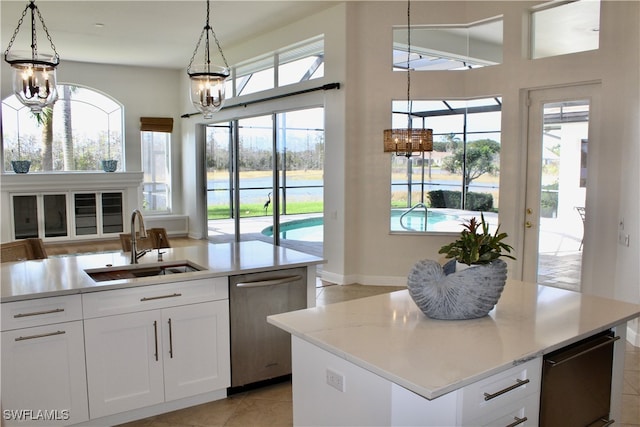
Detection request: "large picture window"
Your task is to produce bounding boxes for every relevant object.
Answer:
[2,84,123,173]
[390,97,502,233]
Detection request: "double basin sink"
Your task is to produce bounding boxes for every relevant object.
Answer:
[85,261,204,282]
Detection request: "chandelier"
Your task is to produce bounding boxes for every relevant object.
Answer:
[383,0,433,157]
[4,0,60,113]
[187,0,230,119]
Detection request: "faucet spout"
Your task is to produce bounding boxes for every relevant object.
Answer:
[130,209,148,264]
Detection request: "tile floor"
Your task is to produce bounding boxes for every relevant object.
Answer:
[45,238,639,426]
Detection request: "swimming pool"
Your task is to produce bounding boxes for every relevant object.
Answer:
[262,210,459,241]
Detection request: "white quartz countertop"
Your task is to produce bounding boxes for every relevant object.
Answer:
[268,281,640,400]
[1,240,324,302]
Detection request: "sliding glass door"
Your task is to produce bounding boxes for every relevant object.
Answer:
[205,107,324,256]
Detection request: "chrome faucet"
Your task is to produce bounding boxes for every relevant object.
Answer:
[130,209,148,264]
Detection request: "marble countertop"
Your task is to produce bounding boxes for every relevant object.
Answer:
[1,240,324,302]
[268,281,640,400]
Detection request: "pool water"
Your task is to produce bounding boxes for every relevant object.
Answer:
[262,210,458,242]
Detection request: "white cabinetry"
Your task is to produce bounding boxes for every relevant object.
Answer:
[1,295,89,426]
[459,359,541,426]
[82,278,230,419]
[9,191,124,241]
[292,336,541,426]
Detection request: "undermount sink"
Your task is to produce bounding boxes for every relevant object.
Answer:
[86,261,204,282]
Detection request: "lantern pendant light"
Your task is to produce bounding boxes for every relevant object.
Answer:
[187,0,230,119]
[383,0,433,157]
[4,0,60,113]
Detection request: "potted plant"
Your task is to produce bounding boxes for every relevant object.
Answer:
[438,213,515,268]
[101,137,118,172]
[407,213,516,320]
[10,140,31,173]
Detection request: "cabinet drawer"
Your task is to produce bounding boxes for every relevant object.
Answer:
[461,358,541,422]
[82,277,228,318]
[1,295,83,331]
[465,393,540,427]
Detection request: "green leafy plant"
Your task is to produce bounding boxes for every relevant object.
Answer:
[438,213,515,265]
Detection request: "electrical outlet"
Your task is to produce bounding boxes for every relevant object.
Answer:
[326,368,345,392]
[619,232,630,247]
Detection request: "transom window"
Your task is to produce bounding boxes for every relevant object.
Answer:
[393,18,503,71]
[231,36,324,97]
[2,84,123,173]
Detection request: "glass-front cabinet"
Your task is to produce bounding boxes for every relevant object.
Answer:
[11,191,123,241]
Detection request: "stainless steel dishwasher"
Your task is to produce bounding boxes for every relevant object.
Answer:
[540,330,618,426]
[229,267,307,390]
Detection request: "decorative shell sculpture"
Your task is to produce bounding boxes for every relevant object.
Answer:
[407,259,507,320]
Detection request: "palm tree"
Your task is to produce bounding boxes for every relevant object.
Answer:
[34,107,54,171]
[62,85,75,170]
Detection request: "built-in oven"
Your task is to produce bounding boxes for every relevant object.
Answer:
[228,267,307,391]
[540,330,619,426]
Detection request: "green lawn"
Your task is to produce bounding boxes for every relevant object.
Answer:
[208,201,324,220]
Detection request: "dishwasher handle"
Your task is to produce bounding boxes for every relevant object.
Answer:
[546,335,620,368]
[236,275,303,288]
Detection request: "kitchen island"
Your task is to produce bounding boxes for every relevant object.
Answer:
[1,240,323,426]
[268,280,640,426]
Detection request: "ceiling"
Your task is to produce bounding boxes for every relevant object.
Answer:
[1,1,336,69]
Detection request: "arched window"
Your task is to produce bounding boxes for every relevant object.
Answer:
[2,84,123,173]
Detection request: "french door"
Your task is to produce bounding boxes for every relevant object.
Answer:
[522,84,600,290]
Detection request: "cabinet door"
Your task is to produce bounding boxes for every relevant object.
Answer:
[1,321,89,426]
[12,195,38,239]
[84,310,165,418]
[162,300,230,401]
[74,193,97,235]
[101,192,123,234]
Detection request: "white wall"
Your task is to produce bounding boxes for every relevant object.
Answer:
[340,0,638,306]
[1,61,184,222]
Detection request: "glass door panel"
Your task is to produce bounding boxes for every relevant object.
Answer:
[206,123,234,241]
[102,192,123,234]
[43,194,68,238]
[276,109,324,249]
[13,195,38,239]
[74,193,97,236]
[237,115,274,241]
[523,85,596,291]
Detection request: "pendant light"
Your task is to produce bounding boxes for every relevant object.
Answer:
[4,0,60,113]
[187,0,230,119]
[383,0,433,157]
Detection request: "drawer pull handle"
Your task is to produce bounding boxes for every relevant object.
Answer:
[546,335,620,367]
[140,293,182,302]
[153,321,159,362]
[14,308,65,318]
[15,330,66,341]
[506,416,528,427]
[236,275,303,288]
[168,318,174,358]
[483,378,530,401]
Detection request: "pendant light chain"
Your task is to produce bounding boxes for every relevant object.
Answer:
[4,1,59,63]
[187,0,229,73]
[406,0,412,130]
